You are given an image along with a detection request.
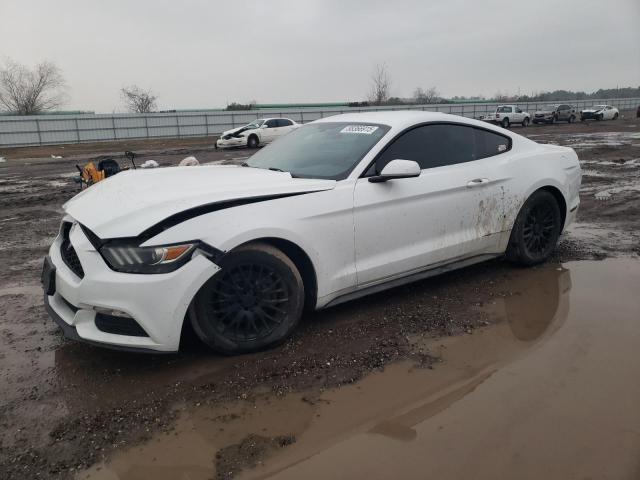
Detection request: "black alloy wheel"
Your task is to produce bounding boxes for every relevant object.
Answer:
[522,203,557,256]
[190,243,304,354]
[506,190,562,266]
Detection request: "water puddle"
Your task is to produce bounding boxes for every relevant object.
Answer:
[78,259,640,480]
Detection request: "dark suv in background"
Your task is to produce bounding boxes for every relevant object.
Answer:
[533,104,577,124]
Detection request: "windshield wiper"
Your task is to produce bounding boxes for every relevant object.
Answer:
[268,167,287,172]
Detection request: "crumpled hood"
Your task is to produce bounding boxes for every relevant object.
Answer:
[582,108,602,113]
[221,125,254,137]
[64,165,335,239]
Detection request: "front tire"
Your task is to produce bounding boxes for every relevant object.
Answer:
[190,243,304,354]
[247,134,259,148]
[568,115,575,124]
[506,190,563,266]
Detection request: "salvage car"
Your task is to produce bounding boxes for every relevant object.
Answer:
[580,105,619,121]
[532,104,577,124]
[479,105,530,128]
[215,118,298,149]
[42,111,581,354]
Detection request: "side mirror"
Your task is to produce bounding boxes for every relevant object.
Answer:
[260,124,269,129]
[368,159,421,183]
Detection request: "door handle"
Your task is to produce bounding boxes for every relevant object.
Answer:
[466,178,490,188]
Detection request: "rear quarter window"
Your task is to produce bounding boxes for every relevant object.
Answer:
[475,129,511,159]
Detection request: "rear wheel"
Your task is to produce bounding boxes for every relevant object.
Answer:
[522,117,530,127]
[501,117,510,128]
[190,243,304,354]
[613,112,619,120]
[247,134,259,148]
[506,190,563,266]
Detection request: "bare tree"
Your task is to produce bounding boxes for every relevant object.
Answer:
[368,63,391,105]
[0,59,67,115]
[120,85,158,113]
[413,86,440,104]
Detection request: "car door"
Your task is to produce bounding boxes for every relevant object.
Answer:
[515,107,524,123]
[556,105,565,120]
[605,106,614,120]
[353,123,512,286]
[260,119,279,143]
[276,119,294,137]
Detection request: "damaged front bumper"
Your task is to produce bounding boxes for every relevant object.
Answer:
[216,136,248,149]
[42,218,220,352]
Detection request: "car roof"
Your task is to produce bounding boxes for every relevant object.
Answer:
[257,117,294,121]
[314,110,505,134]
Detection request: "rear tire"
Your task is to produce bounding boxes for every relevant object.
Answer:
[506,190,563,266]
[613,112,619,120]
[247,135,259,148]
[501,117,510,128]
[190,242,304,355]
[522,117,530,127]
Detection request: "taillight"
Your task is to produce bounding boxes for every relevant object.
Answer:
[496,113,500,118]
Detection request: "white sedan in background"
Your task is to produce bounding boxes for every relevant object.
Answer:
[580,105,619,121]
[43,111,581,354]
[216,118,299,149]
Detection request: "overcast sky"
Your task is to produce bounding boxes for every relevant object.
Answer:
[1,0,638,112]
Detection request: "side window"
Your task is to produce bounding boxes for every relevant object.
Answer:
[475,129,511,159]
[376,124,476,171]
[265,119,278,128]
[277,119,293,127]
[516,108,522,113]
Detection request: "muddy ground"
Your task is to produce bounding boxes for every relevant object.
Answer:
[0,113,639,479]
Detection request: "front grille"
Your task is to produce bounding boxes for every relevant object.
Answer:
[60,222,85,279]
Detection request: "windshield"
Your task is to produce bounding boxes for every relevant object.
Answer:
[246,119,265,129]
[594,105,606,109]
[539,105,558,111]
[246,122,390,180]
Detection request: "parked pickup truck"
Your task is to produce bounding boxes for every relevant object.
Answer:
[533,104,577,124]
[480,105,530,128]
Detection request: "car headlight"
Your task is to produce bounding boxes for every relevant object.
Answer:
[100,242,196,274]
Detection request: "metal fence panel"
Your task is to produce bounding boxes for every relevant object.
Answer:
[1,97,638,147]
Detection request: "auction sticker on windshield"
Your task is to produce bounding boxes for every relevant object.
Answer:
[340,125,379,134]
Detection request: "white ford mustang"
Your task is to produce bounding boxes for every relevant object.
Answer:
[42,111,581,354]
